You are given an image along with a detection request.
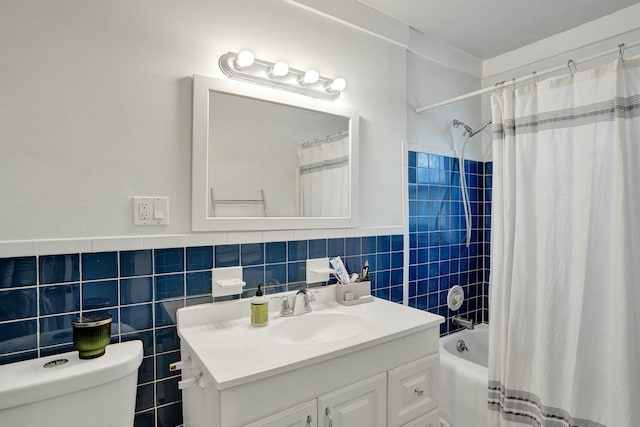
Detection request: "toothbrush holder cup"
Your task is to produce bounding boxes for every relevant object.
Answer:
[335,281,373,306]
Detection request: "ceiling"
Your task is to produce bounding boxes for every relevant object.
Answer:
[358,0,639,59]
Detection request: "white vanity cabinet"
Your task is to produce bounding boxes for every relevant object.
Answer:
[240,357,439,427]
[388,355,439,427]
[243,400,317,427]
[401,411,440,427]
[318,373,387,427]
[177,288,443,427]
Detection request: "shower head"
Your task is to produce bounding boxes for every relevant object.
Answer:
[452,119,473,134]
[453,119,491,137]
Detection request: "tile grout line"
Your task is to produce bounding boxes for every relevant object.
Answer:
[149,248,158,427]
[36,255,41,358]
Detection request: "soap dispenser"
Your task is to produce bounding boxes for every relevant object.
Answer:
[251,283,268,327]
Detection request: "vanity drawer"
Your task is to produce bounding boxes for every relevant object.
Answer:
[402,410,440,427]
[388,354,439,427]
[242,399,317,427]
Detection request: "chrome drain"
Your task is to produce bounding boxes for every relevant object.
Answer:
[456,339,468,352]
[43,358,69,368]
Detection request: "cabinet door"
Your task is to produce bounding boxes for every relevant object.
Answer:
[402,410,439,427]
[388,355,439,427]
[243,400,317,427]
[318,373,386,427]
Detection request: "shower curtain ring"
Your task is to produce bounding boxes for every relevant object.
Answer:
[494,80,506,94]
[567,60,577,77]
[532,71,538,85]
[618,43,625,62]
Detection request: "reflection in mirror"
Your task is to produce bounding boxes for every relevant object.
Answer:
[192,75,359,232]
[208,91,350,218]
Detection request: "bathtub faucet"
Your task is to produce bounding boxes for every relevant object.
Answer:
[452,316,475,330]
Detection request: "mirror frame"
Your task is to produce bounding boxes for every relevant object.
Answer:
[192,74,359,231]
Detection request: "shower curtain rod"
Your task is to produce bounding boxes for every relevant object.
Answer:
[300,130,349,148]
[415,39,640,114]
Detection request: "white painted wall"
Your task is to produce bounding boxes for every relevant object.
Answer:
[293,0,487,158]
[0,0,407,242]
[407,51,483,160]
[482,3,640,80]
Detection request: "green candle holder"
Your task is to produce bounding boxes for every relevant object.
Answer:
[72,314,112,359]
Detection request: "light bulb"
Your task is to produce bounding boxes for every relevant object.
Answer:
[300,69,320,85]
[235,50,255,69]
[328,77,347,92]
[269,61,289,78]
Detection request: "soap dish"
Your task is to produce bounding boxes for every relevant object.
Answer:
[336,281,373,306]
[212,266,246,297]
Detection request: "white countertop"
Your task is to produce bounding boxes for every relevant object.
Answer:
[177,286,443,390]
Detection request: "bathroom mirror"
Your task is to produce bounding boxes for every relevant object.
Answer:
[192,75,359,231]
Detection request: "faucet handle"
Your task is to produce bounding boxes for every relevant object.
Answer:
[306,289,316,302]
[271,296,293,316]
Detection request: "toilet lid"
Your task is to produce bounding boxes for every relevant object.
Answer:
[0,340,142,411]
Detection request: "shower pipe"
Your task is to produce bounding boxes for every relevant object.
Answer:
[416,39,640,113]
[453,119,491,247]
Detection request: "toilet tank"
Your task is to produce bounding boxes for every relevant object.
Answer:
[0,340,143,427]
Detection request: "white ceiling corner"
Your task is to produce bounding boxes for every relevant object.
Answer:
[357,0,640,59]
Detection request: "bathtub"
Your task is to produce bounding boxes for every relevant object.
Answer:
[439,323,489,427]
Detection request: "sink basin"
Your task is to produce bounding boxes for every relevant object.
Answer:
[268,311,368,345]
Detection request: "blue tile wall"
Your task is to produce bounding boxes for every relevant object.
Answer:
[265,242,286,264]
[408,151,491,336]
[484,162,493,323]
[214,244,239,267]
[185,246,213,271]
[0,233,402,427]
[82,252,118,281]
[241,243,264,266]
[39,254,80,284]
[0,256,37,287]
[121,250,153,277]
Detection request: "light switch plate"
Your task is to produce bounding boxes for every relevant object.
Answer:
[133,197,170,225]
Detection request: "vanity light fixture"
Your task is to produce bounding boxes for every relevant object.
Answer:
[219,51,347,101]
[269,60,290,78]
[300,69,320,86]
[327,77,347,93]
[234,50,255,69]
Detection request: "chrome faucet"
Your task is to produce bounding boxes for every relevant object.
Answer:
[275,289,316,317]
[452,316,475,330]
[292,289,315,316]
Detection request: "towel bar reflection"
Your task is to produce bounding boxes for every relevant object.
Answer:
[210,188,268,217]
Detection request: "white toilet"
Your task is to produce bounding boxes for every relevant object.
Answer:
[0,340,143,427]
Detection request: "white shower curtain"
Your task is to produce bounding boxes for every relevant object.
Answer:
[488,56,640,426]
[297,134,349,217]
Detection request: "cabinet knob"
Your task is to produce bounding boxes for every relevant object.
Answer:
[414,387,424,396]
[325,407,333,427]
[178,372,204,390]
[307,414,314,426]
